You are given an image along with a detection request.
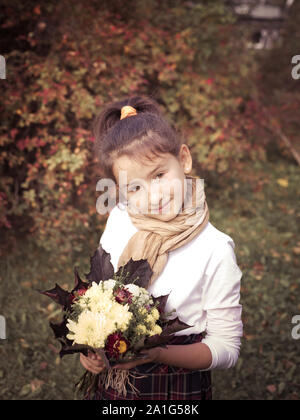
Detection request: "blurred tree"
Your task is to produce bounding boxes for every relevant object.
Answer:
[252,0,300,164]
[0,0,282,258]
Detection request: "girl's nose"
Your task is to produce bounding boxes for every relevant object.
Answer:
[149,190,163,211]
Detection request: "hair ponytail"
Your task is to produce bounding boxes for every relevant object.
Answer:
[93,95,162,140]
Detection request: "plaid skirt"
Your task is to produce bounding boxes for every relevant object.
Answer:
[85,333,212,400]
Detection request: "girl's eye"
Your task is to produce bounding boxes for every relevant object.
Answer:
[154,173,164,180]
[128,185,141,193]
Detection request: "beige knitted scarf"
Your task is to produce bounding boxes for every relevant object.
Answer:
[116,175,210,287]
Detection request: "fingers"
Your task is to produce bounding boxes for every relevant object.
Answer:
[87,351,103,362]
[80,351,152,372]
[83,358,104,374]
[80,352,105,374]
[113,355,151,370]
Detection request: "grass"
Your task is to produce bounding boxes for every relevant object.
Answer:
[0,157,299,400]
[207,157,300,400]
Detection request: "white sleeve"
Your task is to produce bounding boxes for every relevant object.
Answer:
[200,240,243,371]
[99,206,116,251]
[98,203,137,272]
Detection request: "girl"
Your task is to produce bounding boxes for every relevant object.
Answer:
[80,95,243,400]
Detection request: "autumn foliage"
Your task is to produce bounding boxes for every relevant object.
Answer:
[0,0,298,256]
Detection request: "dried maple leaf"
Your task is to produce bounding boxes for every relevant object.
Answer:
[113,257,153,289]
[84,246,115,284]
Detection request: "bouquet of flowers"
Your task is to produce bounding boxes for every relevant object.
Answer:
[39,244,192,398]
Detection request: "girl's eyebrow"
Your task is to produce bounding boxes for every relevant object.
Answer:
[125,163,164,187]
[148,163,164,178]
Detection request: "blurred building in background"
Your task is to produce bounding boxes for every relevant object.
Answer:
[226,0,294,49]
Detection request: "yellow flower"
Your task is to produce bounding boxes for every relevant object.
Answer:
[146,314,155,325]
[148,324,162,337]
[151,308,160,321]
[136,324,147,335]
[117,340,128,354]
[139,308,147,315]
[153,324,162,335]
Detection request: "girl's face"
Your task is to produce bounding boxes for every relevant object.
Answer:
[112,144,192,221]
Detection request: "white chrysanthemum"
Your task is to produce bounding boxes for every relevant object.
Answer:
[124,283,140,297]
[77,282,114,313]
[83,281,112,299]
[89,291,114,313]
[125,283,153,305]
[66,310,115,348]
[109,303,132,332]
[102,279,116,290]
[66,280,134,347]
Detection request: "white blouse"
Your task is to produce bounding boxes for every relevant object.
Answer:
[99,203,243,371]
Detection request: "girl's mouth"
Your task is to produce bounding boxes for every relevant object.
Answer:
[150,199,172,213]
[158,200,171,212]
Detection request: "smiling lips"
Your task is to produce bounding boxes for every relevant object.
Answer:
[153,200,171,212]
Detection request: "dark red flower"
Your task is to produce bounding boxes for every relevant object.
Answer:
[69,287,87,304]
[114,286,133,305]
[105,333,130,360]
[77,288,87,297]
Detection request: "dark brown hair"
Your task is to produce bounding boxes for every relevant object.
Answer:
[92,95,183,185]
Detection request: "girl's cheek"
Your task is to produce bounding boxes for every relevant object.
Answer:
[128,195,146,213]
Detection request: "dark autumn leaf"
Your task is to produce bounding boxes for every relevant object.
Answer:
[60,345,82,358]
[114,257,153,289]
[152,293,170,316]
[49,318,69,340]
[71,267,89,293]
[58,341,90,358]
[85,244,115,284]
[143,334,174,349]
[142,316,192,349]
[160,317,193,336]
[38,283,71,309]
[58,342,108,366]
[71,266,89,294]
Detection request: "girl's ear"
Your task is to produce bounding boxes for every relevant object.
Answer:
[179,144,192,173]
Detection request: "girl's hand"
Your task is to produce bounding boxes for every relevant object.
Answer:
[113,347,161,370]
[80,351,106,374]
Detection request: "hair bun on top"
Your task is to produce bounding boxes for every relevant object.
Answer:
[120,105,138,120]
[93,95,162,139]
